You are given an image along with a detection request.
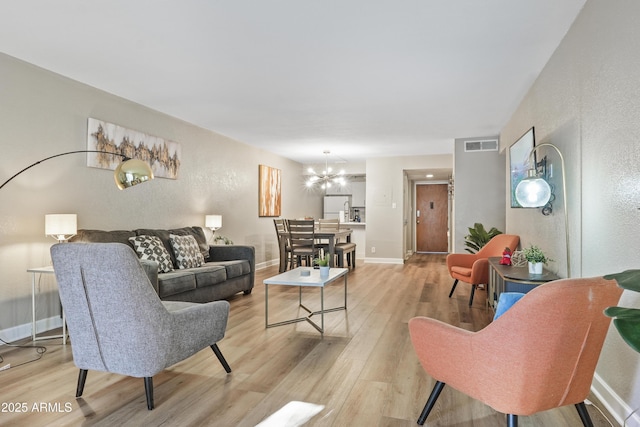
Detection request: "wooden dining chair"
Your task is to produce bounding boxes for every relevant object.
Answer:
[273,218,291,272]
[287,219,319,269]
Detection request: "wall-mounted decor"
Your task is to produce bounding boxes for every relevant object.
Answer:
[509,127,536,208]
[87,118,181,179]
[259,164,281,217]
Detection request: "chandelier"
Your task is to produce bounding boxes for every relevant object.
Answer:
[305,150,347,189]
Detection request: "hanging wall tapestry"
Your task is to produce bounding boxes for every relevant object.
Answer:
[259,164,281,217]
[87,118,181,179]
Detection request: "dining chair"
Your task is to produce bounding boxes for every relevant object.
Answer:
[335,242,356,268]
[273,218,291,272]
[287,219,319,269]
[409,275,623,427]
[447,234,520,305]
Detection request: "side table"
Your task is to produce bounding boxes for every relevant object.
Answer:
[488,257,559,312]
[27,266,67,345]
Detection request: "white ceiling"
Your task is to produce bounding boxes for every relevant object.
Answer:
[0,1,585,167]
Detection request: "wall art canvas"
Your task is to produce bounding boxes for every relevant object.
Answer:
[259,164,281,217]
[87,118,181,179]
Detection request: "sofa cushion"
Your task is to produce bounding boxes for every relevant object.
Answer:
[135,226,209,268]
[128,235,174,273]
[169,234,205,269]
[157,271,197,298]
[451,266,472,278]
[190,264,228,288]
[71,229,136,246]
[207,260,251,279]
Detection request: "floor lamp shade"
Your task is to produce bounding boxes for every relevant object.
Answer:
[515,175,552,208]
[45,214,77,241]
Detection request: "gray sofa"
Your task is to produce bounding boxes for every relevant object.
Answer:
[69,226,255,302]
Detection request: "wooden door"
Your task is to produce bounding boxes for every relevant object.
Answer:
[416,184,448,252]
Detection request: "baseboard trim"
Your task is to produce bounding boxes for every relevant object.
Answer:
[591,372,640,427]
[0,316,64,345]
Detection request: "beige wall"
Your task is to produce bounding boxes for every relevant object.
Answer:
[502,0,640,424]
[0,53,322,337]
[365,154,452,263]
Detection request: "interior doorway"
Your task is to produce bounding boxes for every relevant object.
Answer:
[415,184,449,253]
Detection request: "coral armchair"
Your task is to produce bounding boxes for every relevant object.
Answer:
[447,234,520,305]
[409,276,623,427]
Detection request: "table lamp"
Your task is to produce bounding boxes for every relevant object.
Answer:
[45,214,77,243]
[206,215,222,232]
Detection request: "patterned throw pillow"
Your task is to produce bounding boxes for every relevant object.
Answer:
[129,235,174,273]
[169,234,205,269]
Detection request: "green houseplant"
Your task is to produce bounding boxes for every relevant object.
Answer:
[521,245,551,264]
[604,269,640,353]
[521,245,551,274]
[314,253,331,277]
[464,223,503,253]
[314,253,330,267]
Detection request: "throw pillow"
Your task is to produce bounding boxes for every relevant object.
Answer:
[129,235,174,273]
[170,234,205,269]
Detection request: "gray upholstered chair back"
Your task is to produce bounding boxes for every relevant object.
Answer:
[51,242,177,376]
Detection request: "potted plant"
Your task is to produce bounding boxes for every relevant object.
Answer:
[604,270,640,353]
[314,253,331,277]
[464,223,503,254]
[521,245,551,274]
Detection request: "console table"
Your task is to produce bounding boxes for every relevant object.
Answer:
[487,257,559,311]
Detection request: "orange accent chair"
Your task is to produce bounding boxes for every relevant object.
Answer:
[409,276,623,427]
[447,234,520,305]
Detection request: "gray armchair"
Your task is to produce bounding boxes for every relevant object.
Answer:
[50,242,232,410]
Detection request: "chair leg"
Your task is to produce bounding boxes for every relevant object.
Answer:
[469,284,476,306]
[144,377,154,410]
[211,343,232,373]
[575,402,594,427]
[448,279,458,298]
[418,381,446,425]
[76,369,88,397]
[507,414,518,427]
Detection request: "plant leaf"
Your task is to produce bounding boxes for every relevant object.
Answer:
[604,269,640,292]
[604,306,640,320]
[612,318,640,353]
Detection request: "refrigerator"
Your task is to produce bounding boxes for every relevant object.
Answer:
[323,195,351,222]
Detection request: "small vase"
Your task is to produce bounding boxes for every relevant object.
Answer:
[528,262,543,275]
[319,266,330,278]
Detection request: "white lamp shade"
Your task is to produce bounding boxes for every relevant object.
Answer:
[45,214,77,240]
[515,177,552,208]
[205,214,222,229]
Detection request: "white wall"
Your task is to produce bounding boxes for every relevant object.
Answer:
[365,154,452,263]
[502,0,640,424]
[0,53,321,337]
[453,136,505,253]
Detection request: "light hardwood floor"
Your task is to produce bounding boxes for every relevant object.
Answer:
[0,254,616,426]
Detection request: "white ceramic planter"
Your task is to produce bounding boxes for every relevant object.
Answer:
[528,262,543,275]
[319,266,330,278]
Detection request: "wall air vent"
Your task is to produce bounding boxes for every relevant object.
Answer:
[464,139,498,152]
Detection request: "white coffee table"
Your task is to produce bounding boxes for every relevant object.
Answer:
[264,267,348,334]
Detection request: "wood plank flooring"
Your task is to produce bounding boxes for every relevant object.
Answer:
[0,254,616,426]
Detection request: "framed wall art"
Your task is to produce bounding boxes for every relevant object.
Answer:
[509,127,536,208]
[259,164,281,217]
[87,118,181,179]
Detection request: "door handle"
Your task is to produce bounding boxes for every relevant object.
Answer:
[416,220,420,224]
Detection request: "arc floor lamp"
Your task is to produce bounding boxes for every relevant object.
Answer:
[514,142,570,278]
[0,150,154,191]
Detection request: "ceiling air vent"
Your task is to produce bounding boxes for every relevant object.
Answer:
[464,139,498,152]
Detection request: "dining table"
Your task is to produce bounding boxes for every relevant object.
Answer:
[278,227,352,270]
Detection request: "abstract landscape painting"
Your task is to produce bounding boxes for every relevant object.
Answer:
[87,118,181,179]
